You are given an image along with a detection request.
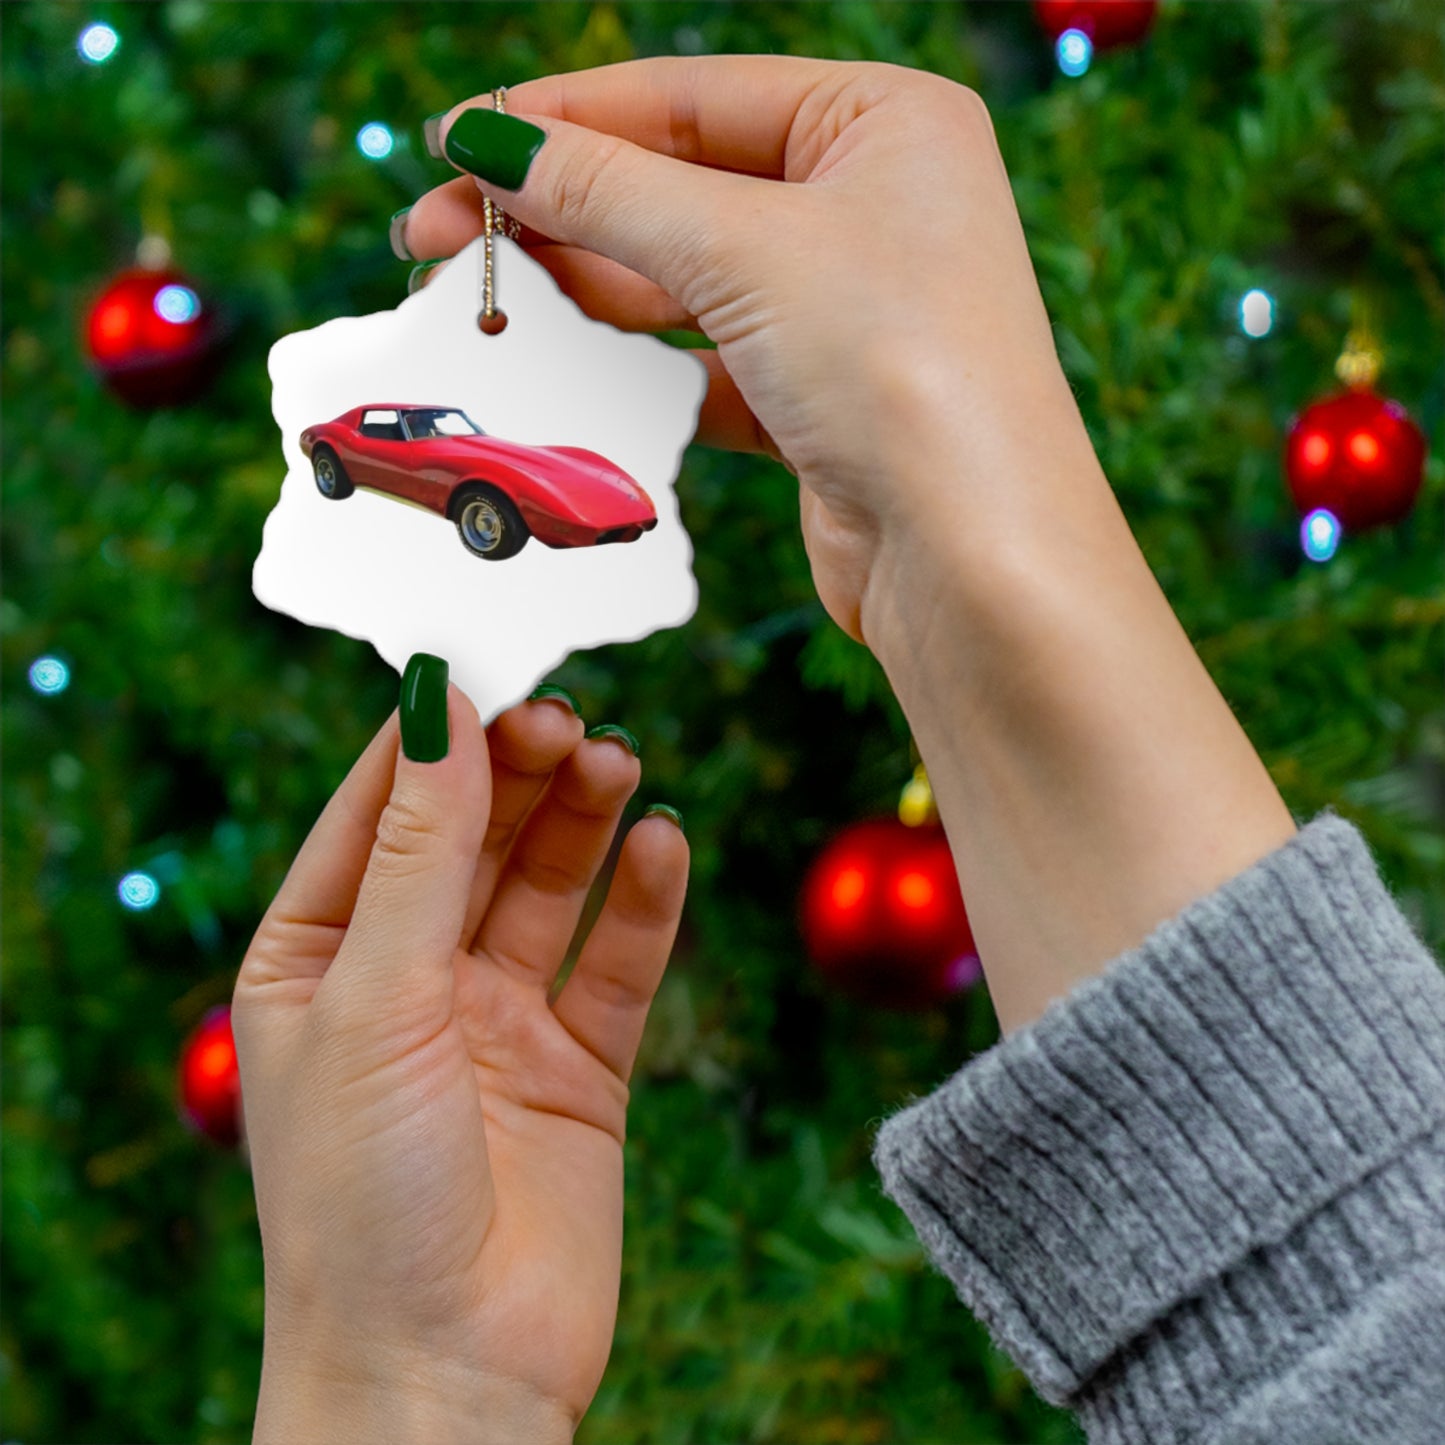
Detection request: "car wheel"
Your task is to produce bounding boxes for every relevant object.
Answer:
[313,445,353,499]
[453,487,529,560]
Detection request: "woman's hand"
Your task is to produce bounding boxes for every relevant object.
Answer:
[403,59,1294,1034]
[402,56,1088,645]
[233,677,687,1442]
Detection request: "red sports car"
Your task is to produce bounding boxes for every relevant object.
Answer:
[298,405,658,560]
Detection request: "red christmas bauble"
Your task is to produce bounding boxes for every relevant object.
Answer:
[1033,0,1158,49]
[1284,388,1426,532]
[178,1005,242,1148]
[800,818,980,1011]
[85,267,219,407]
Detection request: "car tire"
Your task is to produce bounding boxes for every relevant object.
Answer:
[452,486,529,560]
[312,445,353,500]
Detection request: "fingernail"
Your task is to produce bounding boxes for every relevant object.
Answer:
[644,804,684,834]
[423,112,446,160]
[400,653,449,762]
[443,107,546,191]
[408,260,445,295]
[585,723,639,757]
[528,684,582,716]
[389,206,413,261]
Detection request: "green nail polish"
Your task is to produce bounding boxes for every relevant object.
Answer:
[407,259,444,295]
[528,684,581,716]
[585,723,639,757]
[400,653,449,762]
[644,804,684,834]
[423,112,446,159]
[443,107,546,191]
[389,206,413,261]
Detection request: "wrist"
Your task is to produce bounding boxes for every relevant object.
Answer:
[854,394,1294,1034]
[857,377,1121,683]
[254,1339,575,1445]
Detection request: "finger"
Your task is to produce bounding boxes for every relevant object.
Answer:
[238,713,403,989]
[471,733,641,992]
[400,181,700,328]
[551,812,689,1083]
[326,678,491,1033]
[694,350,787,462]
[521,245,699,333]
[460,693,587,949]
[399,173,552,261]
[437,102,758,312]
[504,56,847,178]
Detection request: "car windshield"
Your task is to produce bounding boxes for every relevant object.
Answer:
[404,408,485,439]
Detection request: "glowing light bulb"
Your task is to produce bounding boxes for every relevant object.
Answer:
[356,122,395,160]
[1301,508,1341,563]
[78,22,119,64]
[153,284,201,324]
[28,656,71,695]
[1057,28,1093,77]
[118,871,161,910]
[830,866,867,911]
[1240,289,1274,338]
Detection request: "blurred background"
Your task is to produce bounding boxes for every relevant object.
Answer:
[2,3,1441,1442]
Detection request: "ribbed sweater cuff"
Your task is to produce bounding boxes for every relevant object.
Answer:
[871,813,1445,1415]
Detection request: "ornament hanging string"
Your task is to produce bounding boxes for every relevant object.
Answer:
[478,87,522,334]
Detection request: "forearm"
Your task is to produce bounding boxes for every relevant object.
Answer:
[860,380,1296,1034]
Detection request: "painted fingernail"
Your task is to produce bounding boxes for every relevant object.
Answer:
[389,206,413,261]
[423,112,446,160]
[585,723,639,757]
[407,260,445,295]
[528,684,582,716]
[443,107,546,191]
[400,653,449,762]
[644,804,685,834]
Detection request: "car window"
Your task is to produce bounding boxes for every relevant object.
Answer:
[403,409,484,440]
[359,408,405,441]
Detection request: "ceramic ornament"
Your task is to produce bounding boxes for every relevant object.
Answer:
[255,234,706,720]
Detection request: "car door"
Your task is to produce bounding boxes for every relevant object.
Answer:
[352,409,415,498]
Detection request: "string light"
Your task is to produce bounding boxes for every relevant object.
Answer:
[1301,508,1341,563]
[1057,28,1093,76]
[356,122,395,160]
[78,22,119,64]
[153,284,201,324]
[1240,289,1274,338]
[28,656,71,695]
[118,871,161,910]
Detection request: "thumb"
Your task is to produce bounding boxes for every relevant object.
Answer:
[326,654,489,1030]
[438,103,756,317]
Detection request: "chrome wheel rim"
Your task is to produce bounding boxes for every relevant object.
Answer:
[461,498,503,552]
[315,455,336,496]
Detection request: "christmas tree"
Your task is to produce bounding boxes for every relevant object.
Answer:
[3,3,1440,1441]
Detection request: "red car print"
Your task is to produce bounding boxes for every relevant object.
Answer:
[298,405,658,560]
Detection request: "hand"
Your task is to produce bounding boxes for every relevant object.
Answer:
[403,56,1089,645]
[403,59,1295,1034]
[232,685,687,1442]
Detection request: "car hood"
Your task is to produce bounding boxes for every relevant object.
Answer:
[422,436,653,513]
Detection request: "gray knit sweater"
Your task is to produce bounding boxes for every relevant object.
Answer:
[872,812,1445,1444]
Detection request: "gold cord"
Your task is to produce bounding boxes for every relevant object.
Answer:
[480,87,521,326]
